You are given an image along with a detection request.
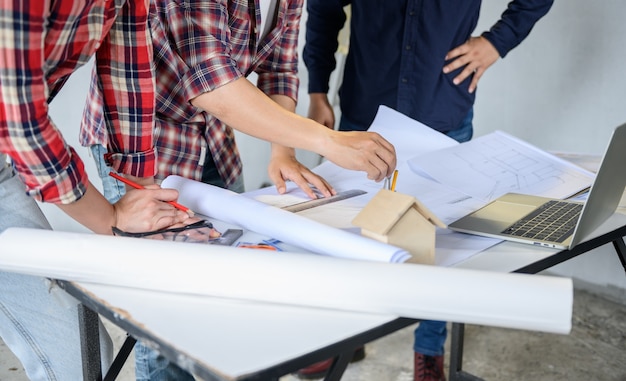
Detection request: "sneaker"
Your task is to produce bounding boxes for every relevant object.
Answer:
[295,346,366,379]
[414,352,445,381]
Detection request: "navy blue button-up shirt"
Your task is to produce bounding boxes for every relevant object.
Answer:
[304,0,553,133]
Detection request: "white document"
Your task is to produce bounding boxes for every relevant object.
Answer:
[0,227,573,334]
[161,175,411,263]
[407,130,595,202]
[254,106,500,267]
[368,105,460,163]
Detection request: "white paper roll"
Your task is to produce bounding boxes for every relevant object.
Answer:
[0,228,572,333]
[161,175,411,263]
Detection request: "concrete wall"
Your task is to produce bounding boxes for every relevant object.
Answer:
[40,0,626,301]
[472,0,626,303]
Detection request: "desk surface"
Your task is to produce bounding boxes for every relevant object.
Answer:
[65,281,414,381]
[58,208,626,381]
[57,153,626,381]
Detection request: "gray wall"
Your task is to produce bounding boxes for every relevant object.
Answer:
[473,0,626,302]
[40,0,626,300]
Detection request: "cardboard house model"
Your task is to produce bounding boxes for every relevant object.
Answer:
[352,189,446,265]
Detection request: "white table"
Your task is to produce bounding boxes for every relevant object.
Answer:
[60,209,626,381]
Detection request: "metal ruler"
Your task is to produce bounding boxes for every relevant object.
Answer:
[281,189,367,213]
[210,229,243,246]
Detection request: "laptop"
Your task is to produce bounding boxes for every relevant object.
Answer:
[448,123,626,249]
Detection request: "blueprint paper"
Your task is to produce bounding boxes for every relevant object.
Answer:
[243,106,501,267]
[161,175,411,263]
[0,228,573,334]
[407,131,595,202]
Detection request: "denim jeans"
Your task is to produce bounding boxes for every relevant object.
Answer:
[0,153,114,380]
[444,108,474,143]
[340,110,474,357]
[91,144,244,381]
[90,144,126,202]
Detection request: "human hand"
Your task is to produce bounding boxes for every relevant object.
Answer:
[268,146,336,199]
[112,217,221,243]
[323,130,396,182]
[112,185,191,233]
[308,93,335,129]
[442,36,500,93]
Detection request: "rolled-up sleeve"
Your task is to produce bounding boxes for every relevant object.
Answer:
[0,1,88,204]
[165,0,245,102]
[255,0,302,102]
[98,0,157,177]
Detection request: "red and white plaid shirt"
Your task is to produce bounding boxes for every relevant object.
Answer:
[82,0,301,187]
[0,0,155,204]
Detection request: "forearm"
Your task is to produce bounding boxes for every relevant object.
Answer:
[191,78,334,156]
[56,181,117,235]
[268,94,298,157]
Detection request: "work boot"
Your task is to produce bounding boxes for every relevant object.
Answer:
[414,352,445,381]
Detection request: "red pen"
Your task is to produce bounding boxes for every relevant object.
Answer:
[108,172,194,217]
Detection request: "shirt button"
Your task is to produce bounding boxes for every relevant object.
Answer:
[401,78,408,83]
[405,45,411,50]
[409,11,415,16]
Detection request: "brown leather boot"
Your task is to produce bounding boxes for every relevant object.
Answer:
[414,352,446,381]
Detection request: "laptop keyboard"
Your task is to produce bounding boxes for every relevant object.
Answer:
[501,200,583,243]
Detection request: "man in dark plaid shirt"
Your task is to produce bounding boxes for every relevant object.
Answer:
[81,0,397,379]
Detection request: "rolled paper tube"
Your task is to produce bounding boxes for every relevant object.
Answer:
[0,228,572,334]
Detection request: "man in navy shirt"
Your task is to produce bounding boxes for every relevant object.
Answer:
[302,1,553,380]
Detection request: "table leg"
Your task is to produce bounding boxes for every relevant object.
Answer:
[103,335,137,381]
[448,323,484,381]
[78,304,103,381]
[323,350,354,381]
[612,237,626,273]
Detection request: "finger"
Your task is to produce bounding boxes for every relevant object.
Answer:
[373,138,396,178]
[372,132,396,153]
[469,69,483,93]
[366,154,389,182]
[290,174,318,199]
[444,43,469,61]
[143,184,162,190]
[272,174,287,194]
[147,187,181,203]
[453,65,477,85]
[152,210,191,231]
[303,173,335,198]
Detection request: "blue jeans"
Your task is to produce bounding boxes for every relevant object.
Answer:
[91,144,244,381]
[340,110,474,357]
[444,108,474,143]
[0,153,114,380]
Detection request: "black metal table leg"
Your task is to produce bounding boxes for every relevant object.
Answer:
[612,237,626,273]
[78,304,103,381]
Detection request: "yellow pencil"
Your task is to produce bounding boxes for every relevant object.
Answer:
[390,169,399,192]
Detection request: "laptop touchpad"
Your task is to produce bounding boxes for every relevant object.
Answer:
[471,201,537,223]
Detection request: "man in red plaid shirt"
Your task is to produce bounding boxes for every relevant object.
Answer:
[0,0,192,379]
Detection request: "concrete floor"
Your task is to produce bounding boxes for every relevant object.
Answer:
[1,288,625,381]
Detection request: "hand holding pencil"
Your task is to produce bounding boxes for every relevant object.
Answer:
[109,172,195,217]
